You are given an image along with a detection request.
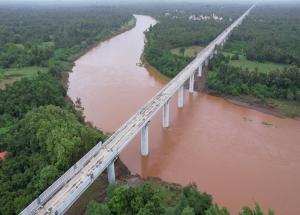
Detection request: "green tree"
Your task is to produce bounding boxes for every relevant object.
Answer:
[205,205,230,215]
[179,47,186,56]
[86,201,111,215]
[239,204,274,215]
[182,207,195,215]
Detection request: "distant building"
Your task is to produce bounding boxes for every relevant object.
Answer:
[189,13,224,21]
[0,151,7,160]
[212,13,223,21]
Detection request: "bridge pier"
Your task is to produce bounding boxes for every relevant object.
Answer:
[141,122,149,156]
[189,73,195,93]
[178,85,184,108]
[107,161,115,183]
[205,59,209,67]
[163,100,170,128]
[197,64,203,77]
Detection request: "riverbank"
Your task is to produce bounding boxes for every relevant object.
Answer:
[205,89,300,121]
[144,52,300,120]
[62,16,137,90]
[66,158,186,215]
[207,50,300,119]
[142,57,170,83]
[67,13,300,215]
[64,15,145,214]
[0,16,136,91]
[142,52,295,120]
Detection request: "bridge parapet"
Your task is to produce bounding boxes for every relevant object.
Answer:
[20,4,256,215]
[20,142,103,215]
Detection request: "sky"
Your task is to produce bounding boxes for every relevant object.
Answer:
[0,0,298,5]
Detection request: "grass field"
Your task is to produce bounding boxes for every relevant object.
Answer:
[0,66,47,88]
[170,45,203,58]
[222,51,287,73]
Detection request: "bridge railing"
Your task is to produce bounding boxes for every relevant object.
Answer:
[103,5,255,155]
[19,5,256,215]
[20,141,103,215]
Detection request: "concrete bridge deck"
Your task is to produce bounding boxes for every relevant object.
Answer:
[21,4,255,215]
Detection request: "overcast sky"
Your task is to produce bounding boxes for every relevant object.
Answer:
[0,0,298,5]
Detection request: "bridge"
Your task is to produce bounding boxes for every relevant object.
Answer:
[20,4,255,215]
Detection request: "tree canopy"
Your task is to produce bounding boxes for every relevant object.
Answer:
[86,183,274,215]
[0,5,132,214]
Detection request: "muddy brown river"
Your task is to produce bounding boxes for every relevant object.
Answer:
[68,15,300,215]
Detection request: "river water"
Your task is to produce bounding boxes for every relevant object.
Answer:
[68,15,300,215]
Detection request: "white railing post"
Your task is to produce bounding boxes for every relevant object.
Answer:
[141,122,149,156]
[178,85,184,108]
[162,100,170,128]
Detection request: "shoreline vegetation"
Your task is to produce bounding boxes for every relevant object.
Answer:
[0,3,297,215]
[143,4,300,119]
[67,12,275,215]
[63,16,137,88]
[0,7,137,214]
[206,5,300,118]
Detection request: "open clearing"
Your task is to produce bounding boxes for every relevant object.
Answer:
[222,51,287,73]
[170,45,203,58]
[0,66,47,88]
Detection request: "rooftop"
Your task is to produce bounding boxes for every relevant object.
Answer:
[0,151,7,160]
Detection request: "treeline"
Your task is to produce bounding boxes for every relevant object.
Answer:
[86,183,274,215]
[0,6,132,69]
[226,4,300,66]
[142,4,248,77]
[0,5,133,214]
[208,5,300,105]
[208,54,300,100]
[0,42,54,68]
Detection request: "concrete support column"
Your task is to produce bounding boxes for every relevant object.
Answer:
[178,85,184,108]
[163,100,170,128]
[189,73,195,93]
[107,161,115,183]
[205,59,209,67]
[198,64,203,77]
[141,122,149,156]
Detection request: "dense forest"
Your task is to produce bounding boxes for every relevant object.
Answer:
[208,4,300,116]
[141,4,248,77]
[86,182,274,215]
[208,54,300,100]
[225,5,300,67]
[0,6,132,69]
[0,2,293,214]
[0,5,133,214]
[142,3,300,116]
